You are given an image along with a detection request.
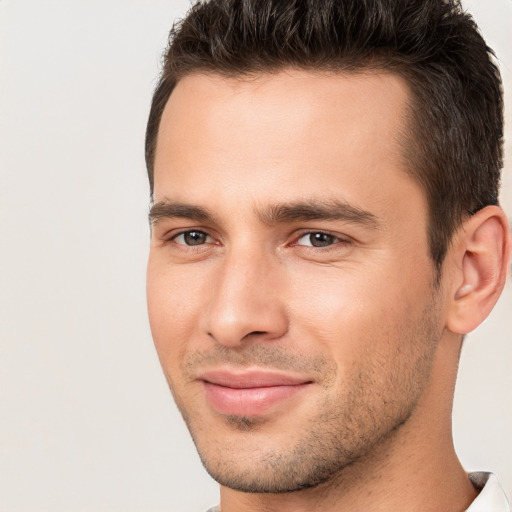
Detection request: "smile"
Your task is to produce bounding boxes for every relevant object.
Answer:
[199,370,313,417]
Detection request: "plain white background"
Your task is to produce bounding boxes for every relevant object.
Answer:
[0,1,510,511]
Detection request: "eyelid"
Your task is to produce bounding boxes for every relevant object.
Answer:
[171,228,215,244]
[158,226,352,250]
[291,230,351,247]
[157,224,211,239]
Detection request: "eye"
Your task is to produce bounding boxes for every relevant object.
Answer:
[296,232,341,248]
[173,230,213,246]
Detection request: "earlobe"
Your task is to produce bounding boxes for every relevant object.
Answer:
[446,205,511,334]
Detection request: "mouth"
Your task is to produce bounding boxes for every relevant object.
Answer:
[198,369,313,417]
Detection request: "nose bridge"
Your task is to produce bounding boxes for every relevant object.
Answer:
[204,241,287,346]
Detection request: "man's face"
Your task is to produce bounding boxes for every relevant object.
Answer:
[147,70,444,492]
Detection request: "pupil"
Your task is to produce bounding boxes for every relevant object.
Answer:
[311,233,334,247]
[184,231,206,245]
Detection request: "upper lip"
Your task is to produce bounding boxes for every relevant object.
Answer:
[198,369,312,388]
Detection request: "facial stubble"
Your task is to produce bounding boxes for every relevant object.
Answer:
[166,294,442,494]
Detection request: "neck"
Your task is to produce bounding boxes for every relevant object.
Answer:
[218,333,478,512]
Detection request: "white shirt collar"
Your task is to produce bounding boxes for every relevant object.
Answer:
[466,472,510,511]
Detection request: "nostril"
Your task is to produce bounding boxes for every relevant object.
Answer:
[239,330,269,343]
[242,330,270,339]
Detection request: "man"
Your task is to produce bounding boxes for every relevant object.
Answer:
[145,0,511,510]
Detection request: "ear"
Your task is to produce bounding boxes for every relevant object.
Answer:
[445,205,511,334]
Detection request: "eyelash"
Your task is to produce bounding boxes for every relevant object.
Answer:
[170,230,215,247]
[293,231,348,249]
[168,229,350,250]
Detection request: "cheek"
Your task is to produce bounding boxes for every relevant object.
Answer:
[146,256,206,365]
[287,264,386,337]
[285,260,431,366]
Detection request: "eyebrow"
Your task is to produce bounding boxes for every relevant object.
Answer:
[149,201,214,225]
[149,199,380,229]
[258,199,380,229]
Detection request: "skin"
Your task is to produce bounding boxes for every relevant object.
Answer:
[146,70,510,512]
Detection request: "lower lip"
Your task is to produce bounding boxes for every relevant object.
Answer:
[203,382,311,416]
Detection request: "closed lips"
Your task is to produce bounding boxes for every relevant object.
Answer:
[199,369,313,417]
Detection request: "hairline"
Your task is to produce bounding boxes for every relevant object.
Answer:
[148,64,424,184]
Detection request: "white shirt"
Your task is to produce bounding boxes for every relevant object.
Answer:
[206,472,510,512]
[466,472,510,511]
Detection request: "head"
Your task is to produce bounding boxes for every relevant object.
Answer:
[145,0,510,501]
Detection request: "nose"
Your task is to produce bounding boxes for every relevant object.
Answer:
[202,248,288,347]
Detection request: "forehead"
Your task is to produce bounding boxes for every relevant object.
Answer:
[156,69,410,161]
[153,69,422,223]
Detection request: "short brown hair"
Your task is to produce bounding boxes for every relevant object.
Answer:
[145,0,503,269]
